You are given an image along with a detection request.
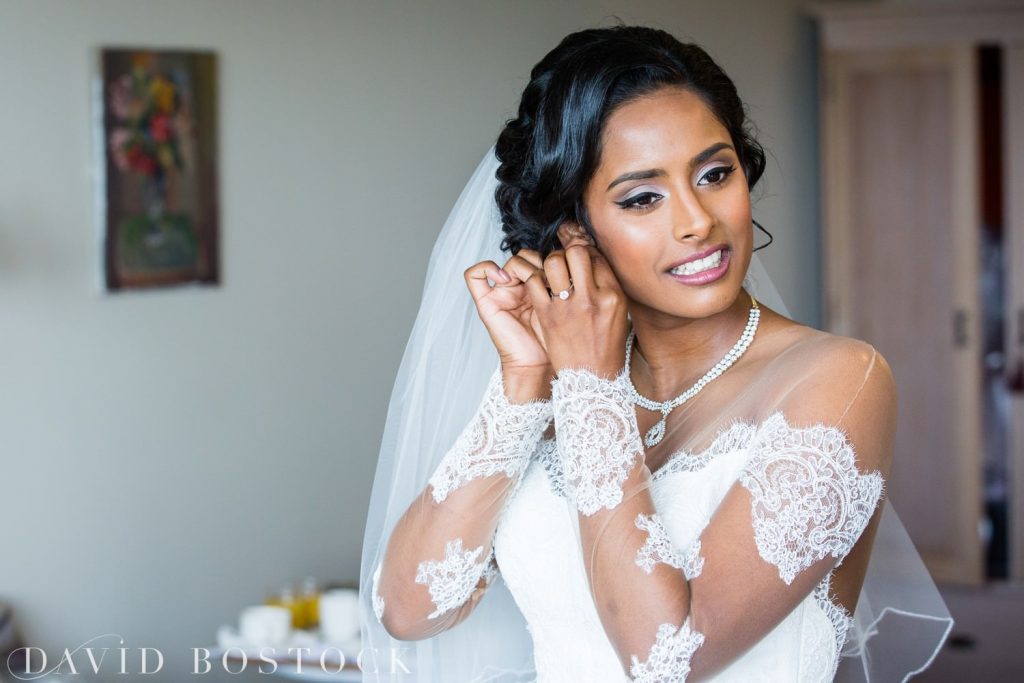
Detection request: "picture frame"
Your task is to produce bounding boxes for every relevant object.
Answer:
[96,48,219,291]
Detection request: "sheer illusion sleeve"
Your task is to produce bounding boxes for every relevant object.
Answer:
[550,339,896,682]
[372,363,552,640]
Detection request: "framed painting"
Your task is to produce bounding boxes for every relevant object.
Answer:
[97,48,219,291]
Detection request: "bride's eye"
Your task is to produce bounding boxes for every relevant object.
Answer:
[697,164,737,187]
[615,192,663,212]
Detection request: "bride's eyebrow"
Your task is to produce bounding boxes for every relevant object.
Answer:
[604,141,736,192]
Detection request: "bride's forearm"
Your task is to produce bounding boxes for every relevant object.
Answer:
[551,366,702,679]
[575,465,694,674]
[376,470,522,640]
[373,364,552,641]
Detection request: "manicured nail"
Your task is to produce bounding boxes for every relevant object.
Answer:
[498,269,511,282]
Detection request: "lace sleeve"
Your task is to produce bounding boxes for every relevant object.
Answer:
[428,365,553,503]
[550,342,896,681]
[374,364,551,641]
[738,412,885,586]
[551,366,645,516]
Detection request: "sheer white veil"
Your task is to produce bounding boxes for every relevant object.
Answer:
[357,144,952,682]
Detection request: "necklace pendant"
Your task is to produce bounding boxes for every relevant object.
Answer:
[644,418,666,447]
[626,296,760,450]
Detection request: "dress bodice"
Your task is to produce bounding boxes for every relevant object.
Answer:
[493,426,849,683]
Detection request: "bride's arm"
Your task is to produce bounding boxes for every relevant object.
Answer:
[552,340,895,682]
[373,363,552,641]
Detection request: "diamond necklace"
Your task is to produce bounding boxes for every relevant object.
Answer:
[625,292,760,447]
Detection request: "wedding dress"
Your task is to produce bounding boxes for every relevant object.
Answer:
[490,334,885,682]
[358,146,952,683]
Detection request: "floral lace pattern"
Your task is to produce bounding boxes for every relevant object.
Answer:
[536,437,569,500]
[371,562,385,623]
[634,513,683,574]
[429,366,552,504]
[633,513,704,580]
[629,617,705,683]
[681,539,705,580]
[551,367,644,516]
[738,412,884,585]
[814,570,853,666]
[651,418,760,480]
[414,538,493,619]
[481,546,500,587]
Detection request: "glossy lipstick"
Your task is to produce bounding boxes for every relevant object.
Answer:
[666,247,731,285]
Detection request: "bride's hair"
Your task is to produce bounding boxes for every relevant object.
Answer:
[494,24,766,258]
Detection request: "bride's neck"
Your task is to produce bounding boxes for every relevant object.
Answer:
[628,291,754,403]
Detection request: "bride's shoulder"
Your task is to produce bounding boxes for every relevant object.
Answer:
[795,328,887,367]
[765,326,897,416]
[759,311,888,373]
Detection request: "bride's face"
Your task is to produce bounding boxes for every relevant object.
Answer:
[579,86,753,321]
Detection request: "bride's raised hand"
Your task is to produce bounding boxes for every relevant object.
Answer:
[464,251,552,377]
[527,222,631,379]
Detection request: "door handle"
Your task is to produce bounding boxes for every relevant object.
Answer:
[953,308,969,348]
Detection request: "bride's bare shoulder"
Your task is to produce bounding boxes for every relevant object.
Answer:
[761,325,897,413]
[754,310,894,398]
[756,306,884,366]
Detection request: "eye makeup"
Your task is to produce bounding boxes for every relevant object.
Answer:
[614,187,665,212]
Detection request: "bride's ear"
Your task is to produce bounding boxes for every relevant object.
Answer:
[556,221,592,249]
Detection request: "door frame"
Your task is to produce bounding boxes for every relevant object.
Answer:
[822,46,984,584]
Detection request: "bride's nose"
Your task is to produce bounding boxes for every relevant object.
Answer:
[671,189,714,241]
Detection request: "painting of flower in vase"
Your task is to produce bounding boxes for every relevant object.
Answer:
[99,49,219,291]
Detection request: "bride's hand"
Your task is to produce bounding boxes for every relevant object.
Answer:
[464,252,552,377]
[527,223,631,379]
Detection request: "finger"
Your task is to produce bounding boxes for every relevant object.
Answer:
[501,254,544,286]
[543,250,572,296]
[521,263,552,311]
[563,244,596,297]
[515,248,544,270]
[587,245,621,291]
[530,309,548,353]
[463,260,508,303]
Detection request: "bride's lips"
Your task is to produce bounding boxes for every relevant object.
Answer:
[666,247,731,285]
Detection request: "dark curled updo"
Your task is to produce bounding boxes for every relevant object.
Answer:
[494,25,766,258]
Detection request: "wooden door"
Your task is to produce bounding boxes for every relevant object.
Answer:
[1006,45,1024,582]
[822,46,985,584]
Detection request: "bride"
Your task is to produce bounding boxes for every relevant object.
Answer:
[358,25,951,682]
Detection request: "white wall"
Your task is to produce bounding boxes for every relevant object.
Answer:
[0,0,824,676]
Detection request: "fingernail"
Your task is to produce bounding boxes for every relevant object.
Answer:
[498,269,511,282]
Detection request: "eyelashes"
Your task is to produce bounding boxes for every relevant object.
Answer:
[615,192,662,212]
[698,164,737,187]
[614,164,738,213]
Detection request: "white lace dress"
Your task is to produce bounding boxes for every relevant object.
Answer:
[371,346,890,682]
[494,422,859,682]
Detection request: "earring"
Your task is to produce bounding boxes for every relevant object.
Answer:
[752,219,774,253]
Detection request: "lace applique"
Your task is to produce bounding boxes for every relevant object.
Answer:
[371,562,385,623]
[481,546,500,586]
[799,570,852,681]
[681,539,705,580]
[428,366,552,504]
[551,367,644,516]
[652,419,759,481]
[814,570,853,662]
[414,538,492,619]
[629,617,705,683]
[536,437,569,499]
[634,513,682,574]
[738,412,884,585]
[634,513,705,579]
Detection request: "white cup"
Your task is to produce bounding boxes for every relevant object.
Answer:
[239,605,292,647]
[319,589,360,643]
